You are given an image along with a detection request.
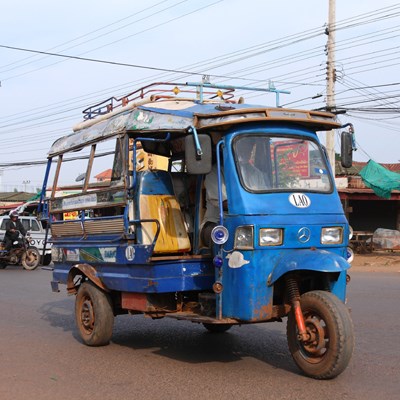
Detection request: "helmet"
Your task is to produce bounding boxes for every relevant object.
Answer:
[9,210,19,218]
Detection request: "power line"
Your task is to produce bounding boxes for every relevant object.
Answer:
[1,3,400,165]
[0,44,210,78]
[0,0,223,82]
[341,76,400,109]
[0,0,174,73]
[2,3,398,121]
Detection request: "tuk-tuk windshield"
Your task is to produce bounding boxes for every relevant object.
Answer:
[233,135,332,193]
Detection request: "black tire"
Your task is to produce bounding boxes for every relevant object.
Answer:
[0,263,7,269]
[287,290,354,379]
[42,254,52,266]
[203,323,233,333]
[75,281,114,346]
[22,247,40,270]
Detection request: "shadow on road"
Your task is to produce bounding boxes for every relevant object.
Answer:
[37,297,298,376]
[112,315,298,374]
[38,297,77,334]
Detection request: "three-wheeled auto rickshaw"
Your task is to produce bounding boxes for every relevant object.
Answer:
[40,82,355,379]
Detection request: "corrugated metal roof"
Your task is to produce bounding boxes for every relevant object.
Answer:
[0,192,36,202]
[94,169,112,180]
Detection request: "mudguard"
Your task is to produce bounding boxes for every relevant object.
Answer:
[67,263,109,294]
[267,249,350,286]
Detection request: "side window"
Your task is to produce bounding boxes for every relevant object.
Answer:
[30,220,40,232]
[0,219,8,230]
[21,220,30,232]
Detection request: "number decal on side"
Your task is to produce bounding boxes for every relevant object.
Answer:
[125,246,135,261]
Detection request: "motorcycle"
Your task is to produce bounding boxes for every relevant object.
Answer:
[0,231,40,270]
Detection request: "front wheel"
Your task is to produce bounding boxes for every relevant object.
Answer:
[75,281,114,346]
[287,290,354,379]
[22,247,40,270]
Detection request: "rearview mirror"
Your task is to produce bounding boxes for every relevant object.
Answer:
[341,131,353,168]
[185,134,212,174]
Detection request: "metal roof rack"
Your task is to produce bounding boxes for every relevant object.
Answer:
[82,79,290,120]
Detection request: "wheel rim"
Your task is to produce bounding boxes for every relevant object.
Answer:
[80,296,95,335]
[298,311,329,363]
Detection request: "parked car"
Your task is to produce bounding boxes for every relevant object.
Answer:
[0,215,52,266]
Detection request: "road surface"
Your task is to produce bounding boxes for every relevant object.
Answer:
[0,264,399,400]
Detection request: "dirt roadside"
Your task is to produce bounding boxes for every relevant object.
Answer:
[351,251,400,273]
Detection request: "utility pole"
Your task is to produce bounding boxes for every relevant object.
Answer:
[326,0,336,174]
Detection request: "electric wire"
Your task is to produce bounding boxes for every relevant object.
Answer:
[2,4,396,122]
[0,0,224,82]
[0,0,175,72]
[1,3,400,168]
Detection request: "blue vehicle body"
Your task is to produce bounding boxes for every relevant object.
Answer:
[213,124,350,320]
[42,83,352,322]
[40,83,355,378]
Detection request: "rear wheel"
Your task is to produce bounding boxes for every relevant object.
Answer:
[22,247,40,270]
[75,281,114,346]
[287,290,354,379]
[203,323,233,333]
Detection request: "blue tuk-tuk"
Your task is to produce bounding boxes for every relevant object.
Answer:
[41,82,355,379]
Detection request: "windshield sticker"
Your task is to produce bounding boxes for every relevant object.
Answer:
[289,193,311,208]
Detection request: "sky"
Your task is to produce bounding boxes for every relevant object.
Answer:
[0,0,399,192]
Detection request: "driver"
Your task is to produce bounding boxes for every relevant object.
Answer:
[4,210,26,251]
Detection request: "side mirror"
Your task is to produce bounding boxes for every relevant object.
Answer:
[341,131,353,168]
[185,134,212,174]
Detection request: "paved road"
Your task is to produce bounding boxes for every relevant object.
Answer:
[0,266,399,400]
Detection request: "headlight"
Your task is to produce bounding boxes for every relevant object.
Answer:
[234,225,254,249]
[321,227,343,245]
[259,228,283,246]
[349,225,354,240]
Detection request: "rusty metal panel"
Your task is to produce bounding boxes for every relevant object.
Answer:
[121,292,148,311]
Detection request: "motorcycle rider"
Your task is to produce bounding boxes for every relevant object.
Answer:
[4,210,26,252]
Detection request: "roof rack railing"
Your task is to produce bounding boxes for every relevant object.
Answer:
[82,82,236,120]
[82,80,291,120]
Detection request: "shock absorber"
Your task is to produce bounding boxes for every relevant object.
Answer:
[286,275,309,342]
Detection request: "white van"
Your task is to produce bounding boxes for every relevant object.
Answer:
[0,215,52,265]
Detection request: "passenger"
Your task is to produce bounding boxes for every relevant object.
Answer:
[237,139,270,190]
[4,210,26,251]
